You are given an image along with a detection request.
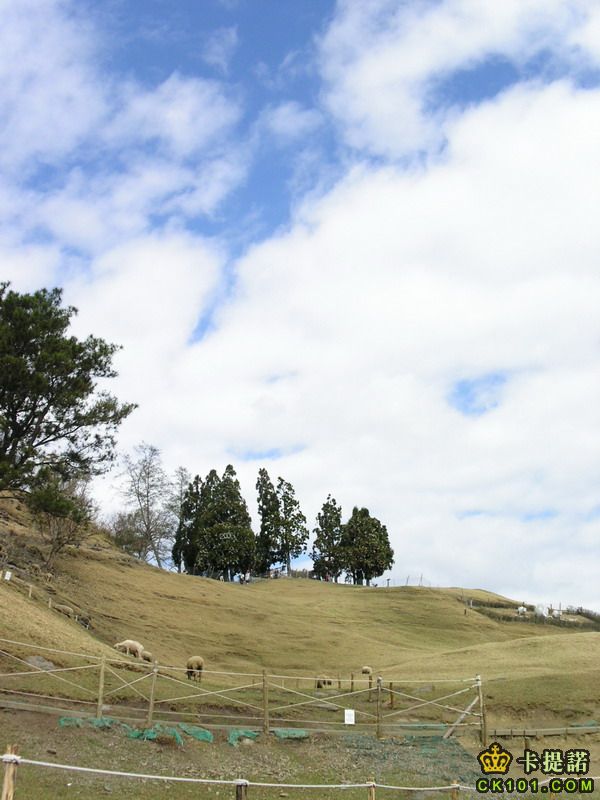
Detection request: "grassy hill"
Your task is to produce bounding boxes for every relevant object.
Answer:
[1,494,600,726]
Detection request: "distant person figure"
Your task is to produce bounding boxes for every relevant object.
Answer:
[245,571,251,584]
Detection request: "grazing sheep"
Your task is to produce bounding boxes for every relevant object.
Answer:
[361,665,373,676]
[186,655,204,682]
[114,639,144,659]
[141,650,153,663]
[315,675,334,689]
[53,604,74,618]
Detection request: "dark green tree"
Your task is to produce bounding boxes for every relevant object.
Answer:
[255,467,280,574]
[174,466,255,580]
[311,494,344,581]
[276,477,308,574]
[205,465,255,580]
[172,474,203,573]
[340,507,394,585]
[0,283,135,492]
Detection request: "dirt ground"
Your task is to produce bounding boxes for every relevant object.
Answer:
[2,708,599,799]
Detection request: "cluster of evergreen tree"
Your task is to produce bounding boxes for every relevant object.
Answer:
[312,496,394,585]
[171,466,394,584]
[171,466,255,580]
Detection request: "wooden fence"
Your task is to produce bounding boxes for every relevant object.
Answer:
[0,637,485,742]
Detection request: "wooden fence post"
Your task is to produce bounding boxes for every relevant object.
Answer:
[338,673,341,690]
[96,655,106,719]
[262,669,269,735]
[376,677,382,739]
[236,780,248,800]
[350,673,354,694]
[27,585,32,600]
[389,682,394,709]
[368,777,376,800]
[451,780,459,800]
[368,674,373,702]
[1,744,19,800]
[146,664,158,728]
[476,674,487,746]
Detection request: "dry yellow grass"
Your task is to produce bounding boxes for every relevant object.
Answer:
[1,495,599,725]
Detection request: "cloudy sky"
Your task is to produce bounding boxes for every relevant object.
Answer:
[3,0,600,608]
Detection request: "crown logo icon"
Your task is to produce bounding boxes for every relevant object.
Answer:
[478,743,513,774]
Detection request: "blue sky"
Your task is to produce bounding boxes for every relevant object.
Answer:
[3,0,600,607]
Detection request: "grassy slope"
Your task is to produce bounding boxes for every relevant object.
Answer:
[1,496,600,721]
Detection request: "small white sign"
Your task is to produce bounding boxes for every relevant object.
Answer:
[344,709,355,725]
[3,571,12,581]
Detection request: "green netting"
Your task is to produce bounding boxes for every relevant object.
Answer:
[178,723,214,742]
[228,729,260,746]
[127,723,184,746]
[89,717,125,729]
[272,728,309,740]
[58,716,86,728]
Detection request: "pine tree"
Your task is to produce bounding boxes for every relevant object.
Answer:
[193,469,222,577]
[209,465,255,580]
[311,494,343,581]
[172,474,203,573]
[173,466,255,580]
[0,283,135,492]
[255,467,280,574]
[276,477,309,574]
[340,507,394,585]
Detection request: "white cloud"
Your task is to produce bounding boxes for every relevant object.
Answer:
[106,74,241,158]
[0,0,108,173]
[318,0,597,157]
[0,0,247,306]
[259,101,323,143]
[201,27,239,74]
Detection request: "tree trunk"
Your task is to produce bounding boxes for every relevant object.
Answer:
[150,541,163,569]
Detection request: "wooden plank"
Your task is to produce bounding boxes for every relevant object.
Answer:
[443,696,479,739]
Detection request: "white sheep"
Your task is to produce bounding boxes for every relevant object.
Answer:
[361,665,373,676]
[186,655,204,682]
[53,604,74,618]
[114,639,144,659]
[141,650,153,663]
